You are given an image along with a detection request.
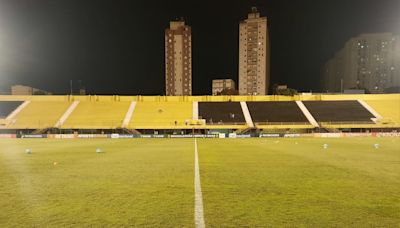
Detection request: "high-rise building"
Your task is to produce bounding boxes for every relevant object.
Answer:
[238,7,270,95]
[11,85,51,95]
[212,79,236,95]
[323,33,400,93]
[165,20,192,96]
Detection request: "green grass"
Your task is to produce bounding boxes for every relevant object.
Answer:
[199,138,400,227]
[0,138,399,227]
[0,139,194,227]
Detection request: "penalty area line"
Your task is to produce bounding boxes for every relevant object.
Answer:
[194,138,205,228]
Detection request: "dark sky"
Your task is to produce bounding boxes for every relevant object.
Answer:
[0,0,399,95]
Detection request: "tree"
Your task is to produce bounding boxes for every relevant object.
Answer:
[33,90,48,95]
[272,84,298,96]
[272,84,279,95]
[216,88,239,95]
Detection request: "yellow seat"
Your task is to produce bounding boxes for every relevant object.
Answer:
[62,101,130,129]
[128,102,192,129]
[8,101,70,129]
[366,99,400,124]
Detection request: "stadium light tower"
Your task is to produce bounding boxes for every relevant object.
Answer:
[70,80,73,95]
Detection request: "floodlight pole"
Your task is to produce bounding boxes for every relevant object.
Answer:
[70,80,73,95]
[340,78,344,93]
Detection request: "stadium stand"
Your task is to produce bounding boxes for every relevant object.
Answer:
[128,101,193,129]
[261,128,310,134]
[62,101,131,129]
[247,102,309,124]
[303,101,375,123]
[366,99,400,124]
[7,101,70,129]
[0,101,23,118]
[0,94,398,132]
[199,102,246,125]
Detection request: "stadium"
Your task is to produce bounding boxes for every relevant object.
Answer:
[1,94,399,135]
[1,0,400,226]
[0,94,399,226]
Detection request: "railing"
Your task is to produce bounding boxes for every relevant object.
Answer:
[206,122,247,125]
[319,121,376,125]
[7,120,125,129]
[255,122,311,125]
[4,120,397,130]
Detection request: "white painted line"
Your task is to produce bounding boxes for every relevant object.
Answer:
[193,102,199,120]
[194,138,205,228]
[357,100,382,119]
[55,101,80,128]
[240,101,254,128]
[122,101,137,128]
[6,101,31,121]
[296,101,319,127]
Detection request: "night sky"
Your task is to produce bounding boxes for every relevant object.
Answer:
[0,0,399,95]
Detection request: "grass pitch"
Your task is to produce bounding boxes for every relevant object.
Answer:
[0,138,399,227]
[0,139,194,227]
[199,138,400,227]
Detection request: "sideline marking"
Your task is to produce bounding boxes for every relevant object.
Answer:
[194,138,205,228]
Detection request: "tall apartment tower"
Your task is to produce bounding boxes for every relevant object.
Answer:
[323,33,400,93]
[165,20,192,96]
[239,7,270,95]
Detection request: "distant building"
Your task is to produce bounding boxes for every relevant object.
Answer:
[0,89,7,95]
[11,85,51,95]
[323,33,400,93]
[212,79,236,95]
[343,89,366,94]
[79,88,86,95]
[165,19,192,96]
[238,7,270,95]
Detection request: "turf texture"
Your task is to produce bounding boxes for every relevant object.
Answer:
[0,138,399,227]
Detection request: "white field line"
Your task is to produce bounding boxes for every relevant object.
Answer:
[194,138,205,228]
